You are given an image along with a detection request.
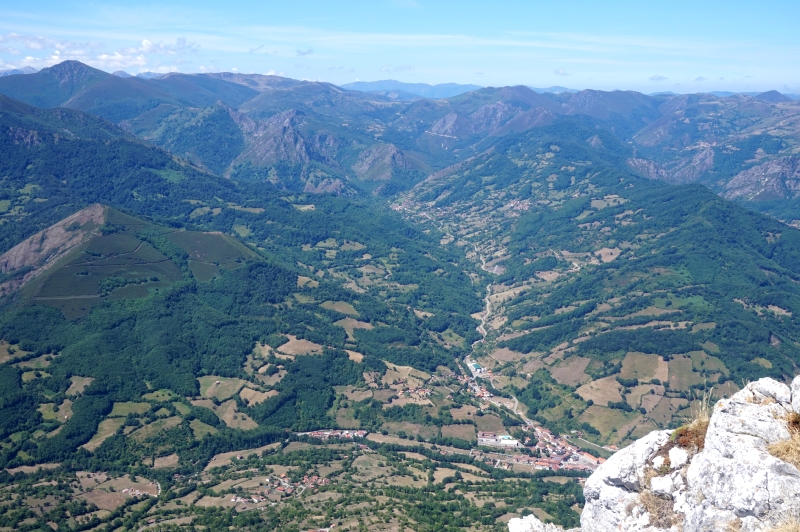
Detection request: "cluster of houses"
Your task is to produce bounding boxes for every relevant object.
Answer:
[396,387,432,398]
[477,431,521,448]
[302,475,331,488]
[302,429,368,440]
[121,488,153,497]
[528,426,606,472]
[507,199,531,212]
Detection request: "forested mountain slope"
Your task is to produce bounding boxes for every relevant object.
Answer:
[401,118,800,447]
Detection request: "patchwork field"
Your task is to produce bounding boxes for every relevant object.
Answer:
[198,376,248,400]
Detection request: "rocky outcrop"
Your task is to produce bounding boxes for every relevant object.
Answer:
[509,377,800,532]
[723,157,800,201]
[352,143,410,181]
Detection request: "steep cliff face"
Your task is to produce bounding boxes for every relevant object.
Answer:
[510,377,800,532]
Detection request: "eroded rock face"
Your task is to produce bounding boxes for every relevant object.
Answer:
[509,377,800,532]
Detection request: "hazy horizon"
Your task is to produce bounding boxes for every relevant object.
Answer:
[1,0,798,94]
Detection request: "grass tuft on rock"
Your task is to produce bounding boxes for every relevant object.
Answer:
[768,412,800,471]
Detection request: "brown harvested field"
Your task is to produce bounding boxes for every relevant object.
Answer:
[648,397,689,425]
[346,350,364,362]
[639,391,663,413]
[490,347,527,363]
[277,335,323,356]
[576,376,623,404]
[549,356,591,386]
[400,452,427,460]
[190,398,216,409]
[239,387,277,406]
[130,417,182,441]
[433,467,459,483]
[381,422,438,439]
[619,352,668,383]
[536,270,562,282]
[198,376,248,400]
[5,463,60,474]
[373,389,396,402]
[204,443,280,470]
[66,376,93,396]
[83,418,125,451]
[344,388,373,401]
[216,400,258,430]
[297,276,319,288]
[195,496,238,508]
[383,396,433,409]
[595,247,621,263]
[367,433,408,445]
[450,405,478,421]
[626,384,664,410]
[109,402,150,417]
[153,454,179,469]
[320,300,359,316]
[257,369,286,386]
[382,363,429,388]
[475,414,505,433]
[79,475,157,510]
[522,358,545,374]
[441,424,476,441]
[334,318,373,340]
[668,355,704,391]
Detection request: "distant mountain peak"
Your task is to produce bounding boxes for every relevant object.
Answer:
[755,90,793,103]
[136,71,166,79]
[341,80,482,99]
[0,66,38,77]
[40,60,107,84]
[112,70,132,78]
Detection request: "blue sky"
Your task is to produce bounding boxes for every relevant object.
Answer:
[1,0,798,93]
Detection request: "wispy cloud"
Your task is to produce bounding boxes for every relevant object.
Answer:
[296,48,313,56]
[554,68,570,76]
[694,76,707,82]
[650,74,667,81]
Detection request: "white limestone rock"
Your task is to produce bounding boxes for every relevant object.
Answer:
[581,430,673,532]
[792,375,800,412]
[510,377,800,532]
[667,447,688,469]
[507,514,580,532]
[683,378,800,532]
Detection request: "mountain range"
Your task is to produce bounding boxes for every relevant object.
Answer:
[2,60,800,530]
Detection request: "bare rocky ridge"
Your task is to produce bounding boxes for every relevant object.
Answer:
[723,156,800,201]
[351,143,410,181]
[0,203,105,296]
[509,377,800,532]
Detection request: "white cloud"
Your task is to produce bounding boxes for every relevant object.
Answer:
[380,65,390,72]
[694,76,707,82]
[554,68,570,76]
[650,74,667,81]
[394,65,414,72]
